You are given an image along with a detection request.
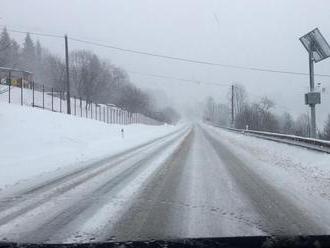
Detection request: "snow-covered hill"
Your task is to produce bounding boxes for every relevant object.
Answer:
[0,102,181,189]
[0,84,160,125]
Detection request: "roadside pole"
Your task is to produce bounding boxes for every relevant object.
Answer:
[65,35,71,114]
[308,46,317,138]
[8,71,11,103]
[231,84,234,127]
[300,28,330,138]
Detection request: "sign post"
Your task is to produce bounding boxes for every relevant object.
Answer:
[300,28,330,138]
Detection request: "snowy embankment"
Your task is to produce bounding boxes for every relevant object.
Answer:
[0,102,182,189]
[0,84,160,125]
[204,123,330,230]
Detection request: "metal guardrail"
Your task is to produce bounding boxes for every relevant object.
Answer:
[212,124,330,154]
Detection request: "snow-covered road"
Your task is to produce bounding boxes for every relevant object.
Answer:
[1,124,330,243]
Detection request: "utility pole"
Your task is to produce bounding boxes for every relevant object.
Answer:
[308,43,316,138]
[65,35,71,114]
[231,84,234,126]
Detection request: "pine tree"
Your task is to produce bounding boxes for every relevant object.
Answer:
[35,40,42,62]
[0,28,20,68]
[21,33,35,71]
[0,27,13,66]
[34,40,43,82]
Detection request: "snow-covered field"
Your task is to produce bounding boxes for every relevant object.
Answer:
[0,102,182,189]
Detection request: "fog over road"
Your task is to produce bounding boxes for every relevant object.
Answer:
[0,124,329,243]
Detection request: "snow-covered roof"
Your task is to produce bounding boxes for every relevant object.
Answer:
[0,67,33,75]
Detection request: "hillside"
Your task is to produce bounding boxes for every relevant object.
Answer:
[0,102,179,189]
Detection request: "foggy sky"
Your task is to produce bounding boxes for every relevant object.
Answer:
[1,0,330,125]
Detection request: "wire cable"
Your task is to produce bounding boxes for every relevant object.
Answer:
[3,26,330,78]
[127,70,230,87]
[70,37,330,78]
[3,26,63,39]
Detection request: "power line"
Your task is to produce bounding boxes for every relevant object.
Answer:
[128,70,293,111]
[3,26,63,39]
[127,70,230,87]
[70,37,330,78]
[0,26,257,89]
[3,26,330,78]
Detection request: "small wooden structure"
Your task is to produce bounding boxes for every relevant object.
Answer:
[0,66,33,88]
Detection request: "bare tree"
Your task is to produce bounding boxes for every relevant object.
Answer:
[70,50,107,102]
[0,29,178,123]
[294,113,310,137]
[204,97,216,122]
[280,112,295,134]
[41,54,66,88]
[233,83,247,115]
[215,103,230,125]
[258,97,275,112]
[322,114,330,140]
[235,97,278,132]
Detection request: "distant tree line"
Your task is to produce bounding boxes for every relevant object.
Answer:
[0,28,180,124]
[204,83,330,140]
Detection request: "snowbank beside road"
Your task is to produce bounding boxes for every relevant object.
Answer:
[0,103,181,189]
[203,124,330,178]
[203,124,330,231]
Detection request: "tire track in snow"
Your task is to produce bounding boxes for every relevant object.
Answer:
[106,126,265,242]
[201,125,325,236]
[0,126,185,203]
[0,127,187,223]
[0,127,190,242]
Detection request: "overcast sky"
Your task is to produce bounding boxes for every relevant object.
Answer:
[1,0,330,124]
